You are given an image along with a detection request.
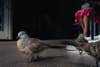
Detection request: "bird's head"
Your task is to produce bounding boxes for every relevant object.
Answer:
[17,31,29,39]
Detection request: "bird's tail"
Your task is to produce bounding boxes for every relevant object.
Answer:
[46,43,66,49]
[61,40,78,46]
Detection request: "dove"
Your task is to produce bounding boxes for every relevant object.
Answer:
[62,37,100,67]
[17,31,65,62]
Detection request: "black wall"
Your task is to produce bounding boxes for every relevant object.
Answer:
[12,0,81,40]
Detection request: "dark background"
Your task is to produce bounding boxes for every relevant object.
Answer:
[12,0,99,40]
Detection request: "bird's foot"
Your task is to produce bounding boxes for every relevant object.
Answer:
[31,56,42,62]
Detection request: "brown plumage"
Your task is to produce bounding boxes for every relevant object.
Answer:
[62,35,100,67]
[17,31,65,62]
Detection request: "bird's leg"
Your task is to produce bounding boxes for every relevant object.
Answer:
[31,53,41,61]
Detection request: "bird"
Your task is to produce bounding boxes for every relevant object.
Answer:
[62,36,100,67]
[17,31,65,62]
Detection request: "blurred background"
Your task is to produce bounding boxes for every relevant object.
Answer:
[0,0,100,40]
